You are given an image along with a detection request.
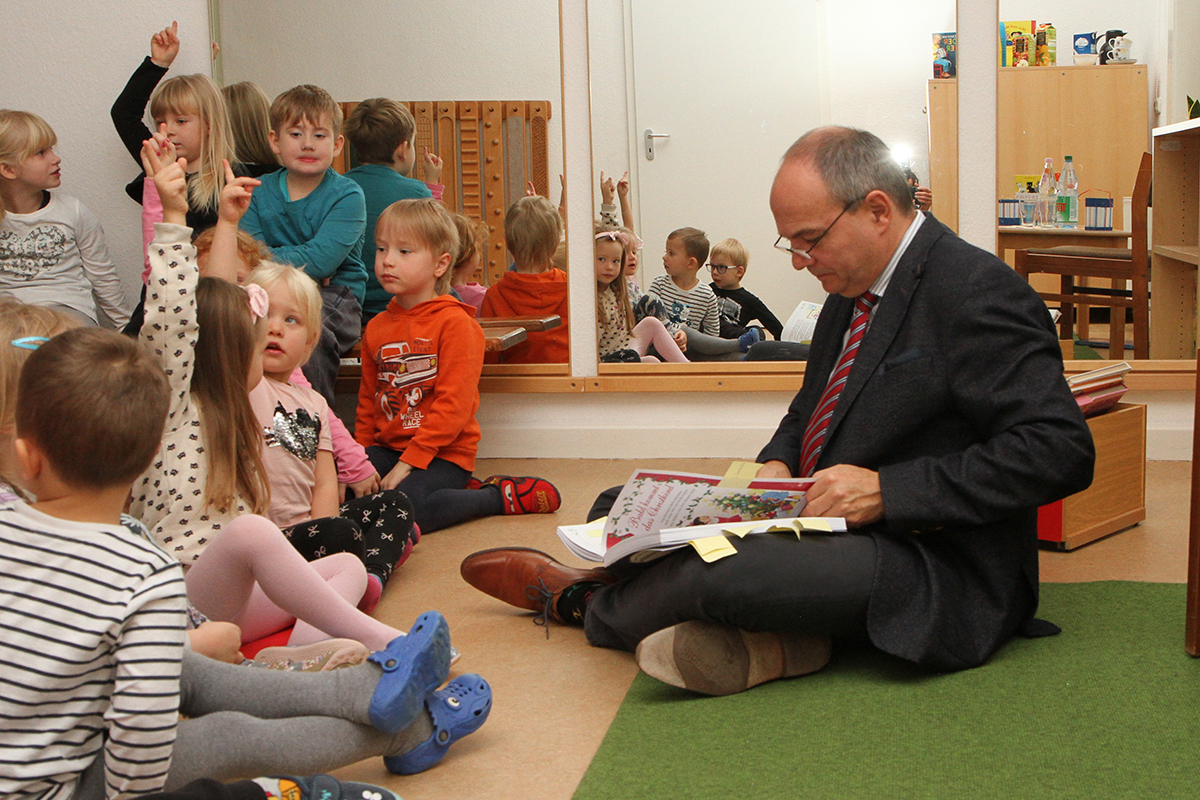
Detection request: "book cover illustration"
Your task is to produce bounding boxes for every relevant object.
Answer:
[933,32,957,78]
[603,470,811,552]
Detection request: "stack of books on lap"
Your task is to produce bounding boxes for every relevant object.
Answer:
[557,469,846,567]
[1067,362,1131,418]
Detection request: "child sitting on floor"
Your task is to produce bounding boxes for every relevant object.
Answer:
[479,195,569,363]
[0,110,131,328]
[240,84,367,402]
[650,227,760,361]
[358,198,560,531]
[344,97,445,322]
[594,228,687,363]
[708,237,783,341]
[246,261,418,593]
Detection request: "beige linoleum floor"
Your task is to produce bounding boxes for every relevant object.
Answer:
[331,457,1191,800]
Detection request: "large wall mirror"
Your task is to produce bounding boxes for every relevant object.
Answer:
[214,0,569,373]
[587,0,956,381]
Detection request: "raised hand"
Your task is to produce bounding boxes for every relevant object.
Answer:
[525,180,537,197]
[616,170,630,198]
[218,160,261,225]
[141,138,188,223]
[600,170,615,203]
[421,146,443,184]
[150,21,181,68]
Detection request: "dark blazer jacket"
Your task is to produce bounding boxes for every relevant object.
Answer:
[758,213,1095,671]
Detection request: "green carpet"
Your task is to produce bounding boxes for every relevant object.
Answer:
[574,582,1200,800]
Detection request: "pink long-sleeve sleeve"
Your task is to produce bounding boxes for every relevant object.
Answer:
[141,178,164,284]
[288,367,376,484]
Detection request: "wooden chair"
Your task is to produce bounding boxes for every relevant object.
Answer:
[1014,152,1152,359]
[1187,351,1200,655]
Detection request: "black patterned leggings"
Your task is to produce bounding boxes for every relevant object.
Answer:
[282,489,417,587]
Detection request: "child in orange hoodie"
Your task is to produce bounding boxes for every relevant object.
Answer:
[357,198,560,531]
[479,195,569,362]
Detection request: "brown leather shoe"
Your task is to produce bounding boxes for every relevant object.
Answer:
[460,547,616,625]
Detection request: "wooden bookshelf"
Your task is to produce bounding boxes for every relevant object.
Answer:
[1149,118,1200,358]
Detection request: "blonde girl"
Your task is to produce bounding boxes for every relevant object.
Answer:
[245,262,418,601]
[223,81,279,167]
[0,111,132,327]
[132,137,415,658]
[594,228,687,363]
[112,22,242,226]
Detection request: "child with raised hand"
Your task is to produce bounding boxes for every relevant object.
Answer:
[708,238,783,341]
[245,261,418,597]
[130,139,414,658]
[112,22,273,335]
[448,212,488,313]
[240,85,367,403]
[1,328,491,789]
[358,198,561,530]
[594,229,686,363]
[0,111,131,328]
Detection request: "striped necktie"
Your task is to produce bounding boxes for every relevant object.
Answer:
[798,291,879,478]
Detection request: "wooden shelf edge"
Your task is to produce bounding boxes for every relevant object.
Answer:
[1153,244,1200,265]
[1058,508,1147,550]
[474,362,1197,394]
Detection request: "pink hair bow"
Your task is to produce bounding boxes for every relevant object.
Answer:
[243,283,270,320]
[595,230,629,244]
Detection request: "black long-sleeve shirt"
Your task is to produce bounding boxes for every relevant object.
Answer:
[711,284,784,340]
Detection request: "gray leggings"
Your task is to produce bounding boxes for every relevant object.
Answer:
[683,326,744,361]
[73,649,424,799]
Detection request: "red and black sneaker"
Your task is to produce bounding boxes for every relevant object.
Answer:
[482,475,562,515]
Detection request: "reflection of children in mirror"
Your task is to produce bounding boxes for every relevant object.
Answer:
[594,228,687,363]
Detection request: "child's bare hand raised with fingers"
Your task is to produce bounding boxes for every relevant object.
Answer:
[150,21,181,69]
[141,139,188,225]
[421,147,443,185]
[600,171,615,204]
[217,159,261,225]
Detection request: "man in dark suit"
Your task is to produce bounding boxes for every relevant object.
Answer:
[460,127,1095,696]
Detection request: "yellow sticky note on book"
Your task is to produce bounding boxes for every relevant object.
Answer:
[718,461,762,488]
[799,519,833,533]
[721,522,763,539]
[690,536,738,562]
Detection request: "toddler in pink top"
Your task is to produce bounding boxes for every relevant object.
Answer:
[246,262,419,598]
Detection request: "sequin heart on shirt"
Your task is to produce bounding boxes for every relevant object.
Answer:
[264,402,321,461]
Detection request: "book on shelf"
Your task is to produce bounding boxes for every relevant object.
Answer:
[556,468,846,567]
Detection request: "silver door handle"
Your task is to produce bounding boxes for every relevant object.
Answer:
[645,129,671,160]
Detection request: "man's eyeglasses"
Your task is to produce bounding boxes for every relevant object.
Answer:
[707,263,740,275]
[773,199,859,260]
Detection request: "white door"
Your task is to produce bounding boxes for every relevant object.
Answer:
[629,0,827,317]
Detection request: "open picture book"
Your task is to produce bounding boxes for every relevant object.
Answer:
[557,466,847,567]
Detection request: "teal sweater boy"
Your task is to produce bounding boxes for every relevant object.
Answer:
[241,168,368,303]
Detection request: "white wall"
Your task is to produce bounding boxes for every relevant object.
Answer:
[1168,0,1200,124]
[0,1,214,316]
[218,0,564,192]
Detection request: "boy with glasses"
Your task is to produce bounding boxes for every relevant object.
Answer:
[707,238,783,341]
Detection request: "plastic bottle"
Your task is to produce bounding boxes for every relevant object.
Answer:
[1057,156,1079,228]
[1036,158,1056,228]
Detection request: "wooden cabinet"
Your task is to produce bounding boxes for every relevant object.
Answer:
[1037,402,1146,550]
[929,64,1149,233]
[1148,118,1200,359]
